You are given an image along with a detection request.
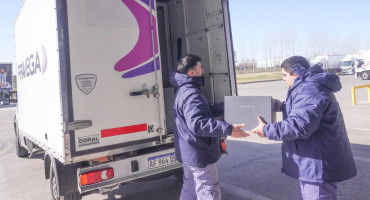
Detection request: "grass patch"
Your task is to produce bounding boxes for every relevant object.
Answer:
[237,71,282,83]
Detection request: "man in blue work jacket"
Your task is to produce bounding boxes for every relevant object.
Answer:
[252,56,356,200]
[170,54,249,200]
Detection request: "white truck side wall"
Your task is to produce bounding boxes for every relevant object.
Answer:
[15,0,65,161]
[66,0,166,154]
[327,55,344,69]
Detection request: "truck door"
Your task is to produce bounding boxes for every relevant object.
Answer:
[65,0,166,160]
[167,0,237,103]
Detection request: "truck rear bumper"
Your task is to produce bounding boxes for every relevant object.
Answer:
[77,148,181,194]
[341,69,355,74]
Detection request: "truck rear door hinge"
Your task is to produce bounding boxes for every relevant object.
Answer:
[63,120,92,132]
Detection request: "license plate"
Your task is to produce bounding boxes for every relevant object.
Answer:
[148,152,178,169]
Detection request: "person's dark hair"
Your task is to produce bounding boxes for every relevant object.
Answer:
[281,56,310,75]
[177,54,202,74]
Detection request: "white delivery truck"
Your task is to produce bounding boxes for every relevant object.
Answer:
[310,54,344,74]
[14,0,236,199]
[354,58,370,80]
[340,54,358,75]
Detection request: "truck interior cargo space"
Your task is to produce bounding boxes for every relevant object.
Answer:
[156,0,236,135]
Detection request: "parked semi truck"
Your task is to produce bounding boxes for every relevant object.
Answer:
[14,0,236,199]
[310,55,345,74]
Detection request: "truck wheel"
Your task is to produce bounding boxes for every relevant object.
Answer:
[173,167,184,183]
[50,164,82,200]
[16,136,29,157]
[361,72,370,80]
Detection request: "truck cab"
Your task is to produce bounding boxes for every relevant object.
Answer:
[340,55,356,75]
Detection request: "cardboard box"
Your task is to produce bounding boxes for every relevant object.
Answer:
[224,96,276,131]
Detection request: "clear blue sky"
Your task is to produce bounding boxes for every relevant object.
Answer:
[1,0,370,63]
[229,0,370,61]
[0,0,23,63]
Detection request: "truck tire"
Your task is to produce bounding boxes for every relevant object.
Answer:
[15,135,29,157]
[14,120,28,158]
[50,164,82,200]
[361,72,370,80]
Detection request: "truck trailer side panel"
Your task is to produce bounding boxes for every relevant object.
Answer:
[15,0,66,162]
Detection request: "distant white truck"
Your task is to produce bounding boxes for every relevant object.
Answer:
[354,58,370,80]
[14,0,236,199]
[310,55,345,74]
[340,54,358,75]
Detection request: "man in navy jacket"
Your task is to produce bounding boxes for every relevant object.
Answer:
[252,56,356,200]
[170,54,249,200]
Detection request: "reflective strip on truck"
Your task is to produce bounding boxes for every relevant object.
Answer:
[101,123,147,138]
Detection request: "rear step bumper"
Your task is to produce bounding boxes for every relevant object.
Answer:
[78,148,181,194]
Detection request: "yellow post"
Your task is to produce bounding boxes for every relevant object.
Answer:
[352,84,370,105]
[352,86,356,105]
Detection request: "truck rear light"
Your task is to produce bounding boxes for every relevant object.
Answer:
[92,156,109,162]
[80,168,114,186]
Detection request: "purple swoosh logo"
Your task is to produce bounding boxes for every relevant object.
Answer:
[41,45,47,73]
[115,0,160,78]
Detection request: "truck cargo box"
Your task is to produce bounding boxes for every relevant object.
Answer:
[14,0,236,198]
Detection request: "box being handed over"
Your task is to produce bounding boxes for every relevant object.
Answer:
[224,96,277,131]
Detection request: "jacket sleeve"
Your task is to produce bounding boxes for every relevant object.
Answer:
[182,92,232,138]
[263,94,326,141]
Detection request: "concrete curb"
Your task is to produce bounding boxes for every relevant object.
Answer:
[238,79,281,85]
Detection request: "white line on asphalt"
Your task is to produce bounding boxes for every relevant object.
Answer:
[344,114,370,117]
[354,156,370,163]
[352,128,370,131]
[221,182,273,200]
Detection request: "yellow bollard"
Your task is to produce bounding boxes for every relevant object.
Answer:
[352,86,356,105]
[351,84,370,105]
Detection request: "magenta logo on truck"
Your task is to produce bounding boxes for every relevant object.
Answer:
[114,0,160,79]
[18,45,48,80]
[41,45,47,73]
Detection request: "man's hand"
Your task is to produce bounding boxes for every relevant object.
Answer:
[273,99,283,112]
[230,124,250,138]
[251,116,266,138]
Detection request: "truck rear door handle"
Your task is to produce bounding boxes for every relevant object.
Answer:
[130,89,150,98]
[130,85,160,98]
[64,120,92,131]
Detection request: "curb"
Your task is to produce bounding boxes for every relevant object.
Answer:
[238,79,281,85]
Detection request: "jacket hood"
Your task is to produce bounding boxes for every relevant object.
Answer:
[169,71,204,88]
[291,64,342,92]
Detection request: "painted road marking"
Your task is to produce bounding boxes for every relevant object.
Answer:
[343,114,370,117]
[352,128,370,131]
[354,156,370,163]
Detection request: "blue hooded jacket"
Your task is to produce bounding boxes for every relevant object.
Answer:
[264,64,357,183]
[170,72,232,167]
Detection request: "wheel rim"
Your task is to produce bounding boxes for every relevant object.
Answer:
[52,173,58,199]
